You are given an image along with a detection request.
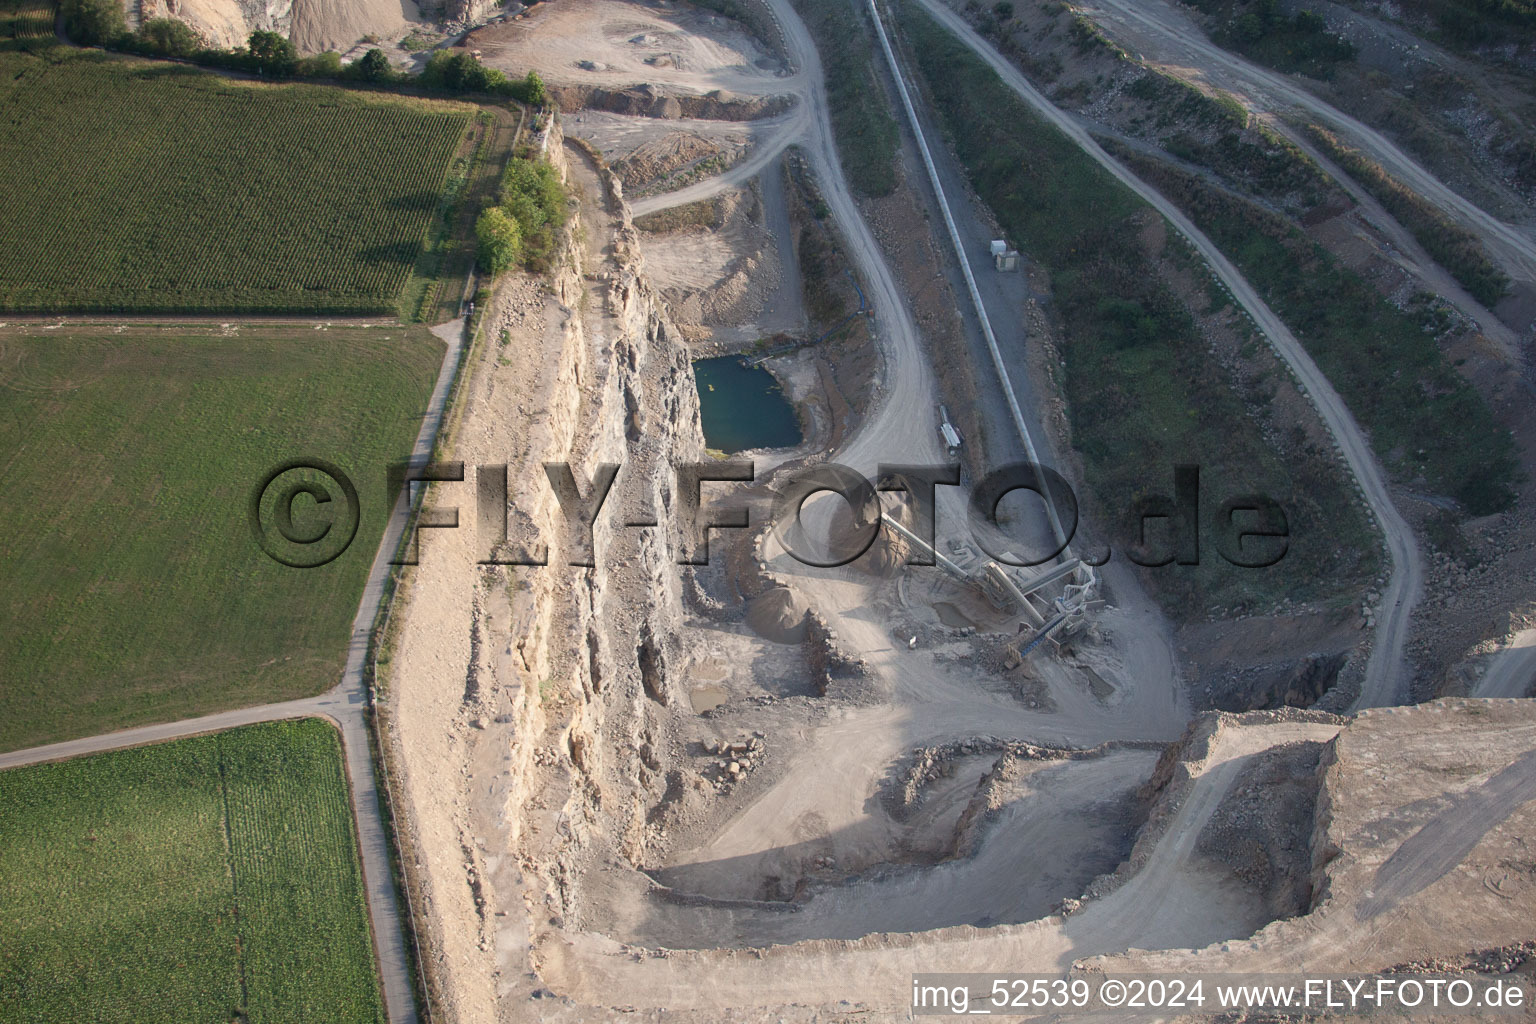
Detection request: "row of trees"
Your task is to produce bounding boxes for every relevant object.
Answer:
[58,0,548,103]
[476,155,567,275]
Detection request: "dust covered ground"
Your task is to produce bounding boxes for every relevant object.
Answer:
[378,0,1536,1021]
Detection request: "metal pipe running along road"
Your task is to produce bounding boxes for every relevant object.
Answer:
[865,0,1072,560]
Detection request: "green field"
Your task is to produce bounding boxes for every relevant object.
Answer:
[0,0,53,41]
[0,324,442,751]
[0,719,384,1023]
[0,50,474,314]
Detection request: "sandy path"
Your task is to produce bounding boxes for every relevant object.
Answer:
[1065,720,1341,954]
[635,748,1158,947]
[539,720,1338,1011]
[628,109,809,217]
[909,0,1422,710]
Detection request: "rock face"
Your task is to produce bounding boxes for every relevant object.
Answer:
[140,0,291,48]
[551,84,793,121]
[138,0,417,53]
[1095,699,1536,980]
[288,0,418,54]
[383,115,711,1022]
[1208,652,1351,712]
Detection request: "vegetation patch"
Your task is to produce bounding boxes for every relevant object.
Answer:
[476,149,568,274]
[1382,0,1536,49]
[1116,147,1519,514]
[1303,124,1510,306]
[0,719,384,1023]
[0,324,442,751]
[1124,71,1249,131]
[897,0,1378,615]
[0,0,54,43]
[1185,0,1356,78]
[1159,122,1332,209]
[0,51,472,314]
[633,196,727,234]
[790,0,900,197]
[402,106,521,323]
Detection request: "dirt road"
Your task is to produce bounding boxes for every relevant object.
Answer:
[1077,0,1536,286]
[907,0,1422,710]
[1477,628,1536,698]
[1284,128,1521,358]
[538,720,1341,1011]
[0,315,468,1024]
[627,109,808,218]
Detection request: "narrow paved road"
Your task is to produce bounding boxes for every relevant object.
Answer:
[908,0,1422,709]
[0,315,468,1024]
[866,0,1070,551]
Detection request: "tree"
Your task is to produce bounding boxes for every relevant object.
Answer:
[61,0,126,46]
[357,47,391,81]
[248,30,297,76]
[137,17,200,57]
[522,70,547,108]
[421,50,507,93]
[476,207,523,274]
[299,51,343,77]
[421,49,462,89]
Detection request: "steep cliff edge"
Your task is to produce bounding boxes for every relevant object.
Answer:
[378,117,707,1024]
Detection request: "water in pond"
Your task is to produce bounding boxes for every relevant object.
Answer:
[689,685,729,714]
[693,356,802,454]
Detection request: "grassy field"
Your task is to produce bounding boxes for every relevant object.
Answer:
[402,106,522,322]
[0,50,474,314]
[896,1,1379,616]
[0,719,384,1023]
[791,0,899,197]
[0,324,442,751]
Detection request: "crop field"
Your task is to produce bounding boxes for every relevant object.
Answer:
[0,0,52,41]
[0,323,442,751]
[0,51,474,314]
[0,719,384,1023]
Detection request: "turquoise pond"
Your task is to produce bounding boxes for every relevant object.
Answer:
[692,356,802,454]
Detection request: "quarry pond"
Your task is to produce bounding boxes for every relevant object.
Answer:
[692,355,802,454]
